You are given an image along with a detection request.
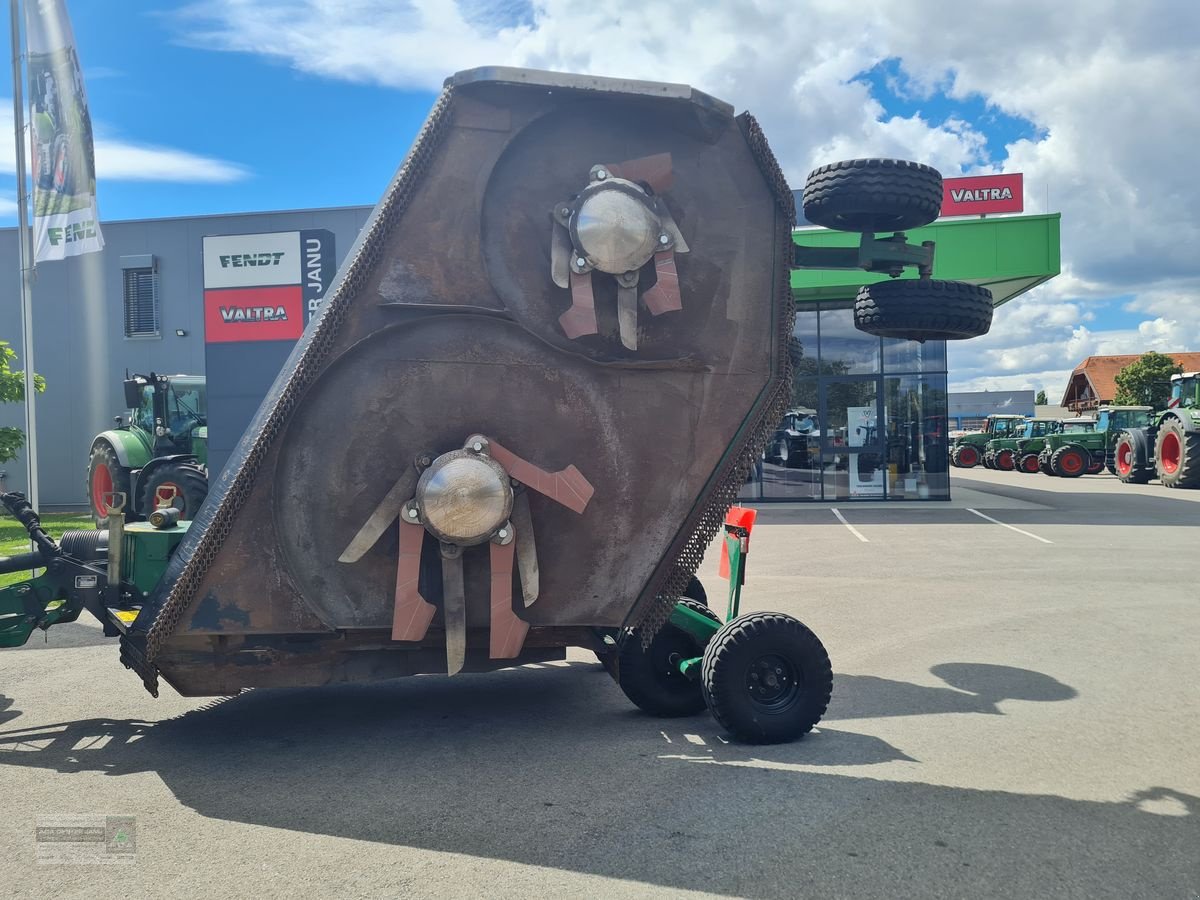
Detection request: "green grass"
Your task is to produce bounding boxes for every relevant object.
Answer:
[0,513,95,588]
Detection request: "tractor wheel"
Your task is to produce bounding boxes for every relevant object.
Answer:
[701,612,831,744]
[801,158,942,232]
[1018,453,1041,474]
[140,462,209,520]
[956,445,980,468]
[1115,432,1152,484]
[774,439,790,468]
[1085,459,1105,475]
[854,279,993,342]
[87,442,133,527]
[949,447,961,467]
[1155,419,1200,489]
[1051,446,1088,478]
[1039,454,1055,476]
[996,449,1016,471]
[982,453,994,469]
[618,598,718,717]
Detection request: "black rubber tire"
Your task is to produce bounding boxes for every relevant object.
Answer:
[87,442,133,527]
[683,576,708,607]
[618,598,719,717]
[995,449,1016,471]
[1105,462,1117,476]
[855,279,994,342]
[1155,419,1200,489]
[1039,456,1055,476]
[1115,432,1152,484]
[140,462,208,520]
[1018,453,1041,474]
[1051,445,1088,478]
[1085,460,1105,475]
[802,158,942,232]
[702,612,832,744]
[955,444,980,468]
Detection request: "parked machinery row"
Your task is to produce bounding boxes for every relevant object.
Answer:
[947,372,1200,489]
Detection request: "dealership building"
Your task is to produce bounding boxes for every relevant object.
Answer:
[0,179,1061,509]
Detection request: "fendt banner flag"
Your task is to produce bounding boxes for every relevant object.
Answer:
[24,0,104,261]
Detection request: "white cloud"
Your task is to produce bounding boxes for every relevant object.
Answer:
[174,0,1200,388]
[0,104,249,183]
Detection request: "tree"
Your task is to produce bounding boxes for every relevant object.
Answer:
[1112,351,1182,409]
[1035,389,1048,406]
[0,341,46,463]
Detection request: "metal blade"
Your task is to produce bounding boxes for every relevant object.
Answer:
[339,466,419,563]
[659,206,689,254]
[441,551,467,676]
[392,519,436,641]
[617,281,638,350]
[642,249,682,316]
[487,439,595,513]
[511,491,539,606]
[559,270,598,338]
[489,538,528,658]
[550,222,572,289]
[605,152,673,194]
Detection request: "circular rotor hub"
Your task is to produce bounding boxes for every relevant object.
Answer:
[416,449,513,545]
[573,185,661,274]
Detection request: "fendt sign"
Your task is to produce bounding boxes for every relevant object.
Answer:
[941,173,1023,217]
[202,229,337,476]
[202,230,335,342]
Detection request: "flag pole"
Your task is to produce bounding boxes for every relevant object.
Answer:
[8,0,38,510]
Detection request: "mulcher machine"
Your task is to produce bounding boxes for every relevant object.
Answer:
[0,69,992,743]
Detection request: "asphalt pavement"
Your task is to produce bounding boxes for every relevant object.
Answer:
[1,467,1197,899]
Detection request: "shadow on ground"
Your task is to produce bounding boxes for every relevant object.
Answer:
[0,662,1194,897]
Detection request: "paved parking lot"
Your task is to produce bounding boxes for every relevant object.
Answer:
[2,469,1197,899]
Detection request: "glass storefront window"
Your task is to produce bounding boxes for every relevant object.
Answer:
[883,374,950,500]
[883,336,946,373]
[819,303,879,375]
[745,300,951,501]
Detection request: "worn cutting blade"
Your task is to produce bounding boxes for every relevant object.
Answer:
[604,152,673,194]
[510,491,539,606]
[617,281,639,350]
[489,538,529,658]
[392,519,436,642]
[339,466,419,563]
[642,249,682,316]
[550,221,572,289]
[487,439,595,513]
[441,551,467,676]
[659,206,689,254]
[560,270,599,339]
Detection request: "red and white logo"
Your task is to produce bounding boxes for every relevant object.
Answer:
[941,174,1024,217]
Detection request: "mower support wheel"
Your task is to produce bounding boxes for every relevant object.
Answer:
[701,612,831,744]
[854,279,994,342]
[618,598,719,717]
[801,158,943,232]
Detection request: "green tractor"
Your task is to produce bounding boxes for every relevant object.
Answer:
[1031,418,1095,475]
[1037,407,1151,477]
[1113,372,1200,488]
[986,417,1060,471]
[86,373,208,525]
[950,414,1026,468]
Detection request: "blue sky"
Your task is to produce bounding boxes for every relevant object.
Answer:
[2,1,1196,396]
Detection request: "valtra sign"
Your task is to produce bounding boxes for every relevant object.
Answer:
[940,173,1023,217]
[202,230,336,343]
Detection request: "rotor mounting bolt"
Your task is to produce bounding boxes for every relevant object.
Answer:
[498,528,508,540]
[659,233,670,245]
[576,257,587,267]
[561,207,570,216]
[596,169,607,180]
[407,508,419,519]
[472,442,483,452]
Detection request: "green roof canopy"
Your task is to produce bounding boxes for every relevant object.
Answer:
[790,213,1061,307]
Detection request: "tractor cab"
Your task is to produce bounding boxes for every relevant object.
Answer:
[1169,372,1200,409]
[123,373,207,457]
[1096,406,1153,434]
[1061,417,1097,434]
